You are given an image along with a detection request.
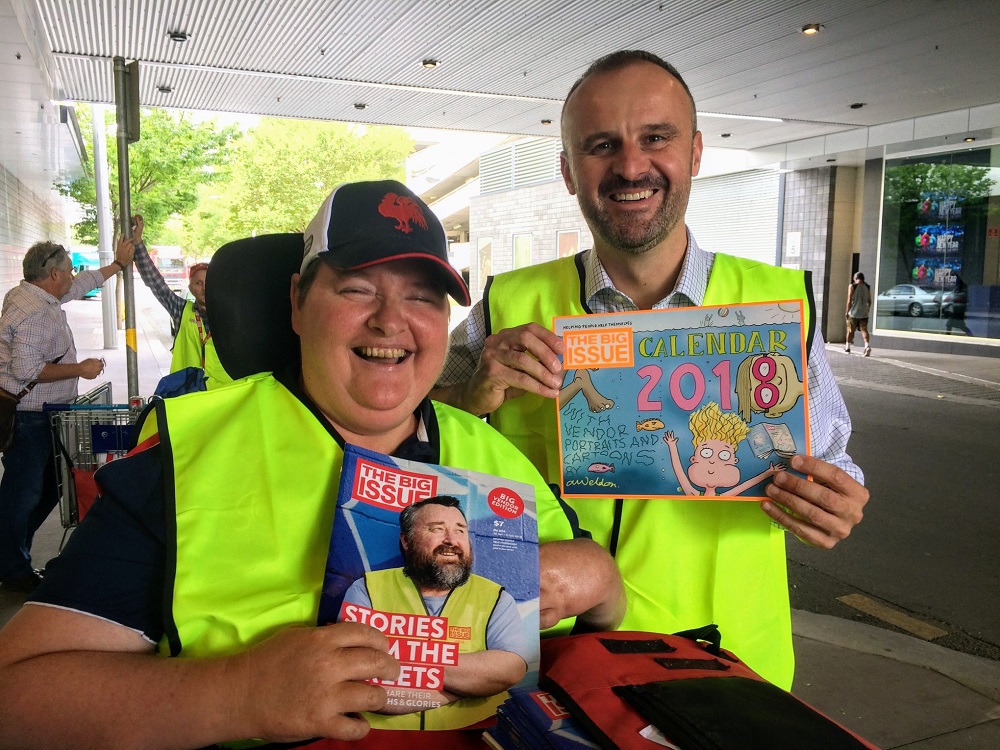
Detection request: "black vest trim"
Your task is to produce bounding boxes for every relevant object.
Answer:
[803,270,817,357]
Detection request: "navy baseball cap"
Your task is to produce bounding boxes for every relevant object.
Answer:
[301,180,470,306]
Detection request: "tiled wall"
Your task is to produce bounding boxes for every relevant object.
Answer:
[469,180,593,301]
[0,164,70,295]
[780,167,836,338]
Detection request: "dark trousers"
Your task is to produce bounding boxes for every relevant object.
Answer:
[0,411,59,579]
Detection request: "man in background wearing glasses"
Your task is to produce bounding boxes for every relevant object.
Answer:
[0,238,133,593]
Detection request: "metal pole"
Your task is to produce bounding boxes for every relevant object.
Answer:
[112,56,139,400]
[91,103,118,349]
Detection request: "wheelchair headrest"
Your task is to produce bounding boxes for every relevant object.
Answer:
[207,233,304,380]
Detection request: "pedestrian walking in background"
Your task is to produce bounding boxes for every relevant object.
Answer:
[846,271,872,356]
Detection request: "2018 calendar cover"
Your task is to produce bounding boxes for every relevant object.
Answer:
[554,300,810,500]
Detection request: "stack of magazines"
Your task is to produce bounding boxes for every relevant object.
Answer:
[483,687,600,749]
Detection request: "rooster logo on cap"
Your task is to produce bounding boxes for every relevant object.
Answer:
[378,193,429,234]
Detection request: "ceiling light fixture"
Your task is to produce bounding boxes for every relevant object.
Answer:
[353,102,367,110]
[421,58,440,69]
[850,102,865,109]
[540,118,552,125]
[801,23,822,35]
[699,111,782,123]
[168,30,189,43]
[157,84,173,94]
[964,137,976,142]
[720,133,732,138]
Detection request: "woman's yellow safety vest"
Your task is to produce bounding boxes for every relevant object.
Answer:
[136,373,575,665]
[170,300,233,390]
[363,568,508,730]
[484,251,814,690]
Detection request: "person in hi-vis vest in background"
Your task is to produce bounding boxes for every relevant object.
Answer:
[130,214,233,389]
[0,180,624,750]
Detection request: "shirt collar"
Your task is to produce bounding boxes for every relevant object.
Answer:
[23,279,61,305]
[581,228,713,309]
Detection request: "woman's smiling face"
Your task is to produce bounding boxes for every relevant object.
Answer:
[291,259,450,451]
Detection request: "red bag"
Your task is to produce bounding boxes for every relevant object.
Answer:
[540,626,879,750]
[71,468,100,522]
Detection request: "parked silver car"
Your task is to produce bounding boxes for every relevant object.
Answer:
[877,285,942,317]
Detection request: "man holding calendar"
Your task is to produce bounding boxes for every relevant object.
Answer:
[433,50,869,690]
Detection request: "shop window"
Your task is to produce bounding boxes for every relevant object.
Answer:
[878,149,1000,340]
[477,237,493,292]
[558,229,580,259]
[513,233,532,269]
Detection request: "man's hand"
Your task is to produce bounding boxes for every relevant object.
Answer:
[761,454,869,549]
[77,358,104,380]
[131,214,144,244]
[233,622,398,743]
[115,236,135,269]
[443,323,565,416]
[539,539,626,631]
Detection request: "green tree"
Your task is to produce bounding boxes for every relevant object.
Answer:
[58,107,240,245]
[218,119,413,239]
[883,162,994,205]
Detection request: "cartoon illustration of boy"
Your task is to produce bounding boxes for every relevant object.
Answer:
[664,402,785,497]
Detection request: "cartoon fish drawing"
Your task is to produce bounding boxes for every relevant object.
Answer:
[636,418,665,432]
[587,462,615,473]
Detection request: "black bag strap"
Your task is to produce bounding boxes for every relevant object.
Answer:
[15,350,69,399]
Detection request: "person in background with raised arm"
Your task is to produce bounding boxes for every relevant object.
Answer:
[0,237,133,593]
[131,214,233,389]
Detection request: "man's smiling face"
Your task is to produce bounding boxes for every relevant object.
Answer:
[402,503,473,593]
[560,60,703,257]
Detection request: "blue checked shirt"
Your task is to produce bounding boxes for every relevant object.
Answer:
[0,270,106,411]
[439,231,862,482]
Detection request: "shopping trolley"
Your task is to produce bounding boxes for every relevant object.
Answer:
[45,383,143,546]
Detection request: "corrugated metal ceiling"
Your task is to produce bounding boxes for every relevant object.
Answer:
[4,0,1000,200]
[32,0,1000,146]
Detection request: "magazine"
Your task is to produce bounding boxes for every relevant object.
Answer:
[484,687,602,749]
[319,444,541,731]
[554,300,810,500]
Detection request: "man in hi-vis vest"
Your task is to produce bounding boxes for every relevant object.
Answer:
[131,214,233,389]
[0,180,625,749]
[434,50,870,690]
[343,496,530,730]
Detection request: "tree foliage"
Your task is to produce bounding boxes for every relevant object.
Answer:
[207,119,413,243]
[883,162,995,205]
[58,107,241,245]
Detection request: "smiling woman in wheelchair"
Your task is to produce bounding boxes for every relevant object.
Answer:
[0,180,624,750]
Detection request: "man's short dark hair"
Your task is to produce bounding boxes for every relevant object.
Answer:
[399,495,464,540]
[563,49,698,133]
[23,241,69,282]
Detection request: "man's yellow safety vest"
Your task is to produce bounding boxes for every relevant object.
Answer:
[484,251,814,690]
[363,568,509,730]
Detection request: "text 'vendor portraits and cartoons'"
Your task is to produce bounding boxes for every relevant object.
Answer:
[555,301,810,500]
[320,444,540,730]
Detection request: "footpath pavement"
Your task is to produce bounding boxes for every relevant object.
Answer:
[2,294,999,749]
